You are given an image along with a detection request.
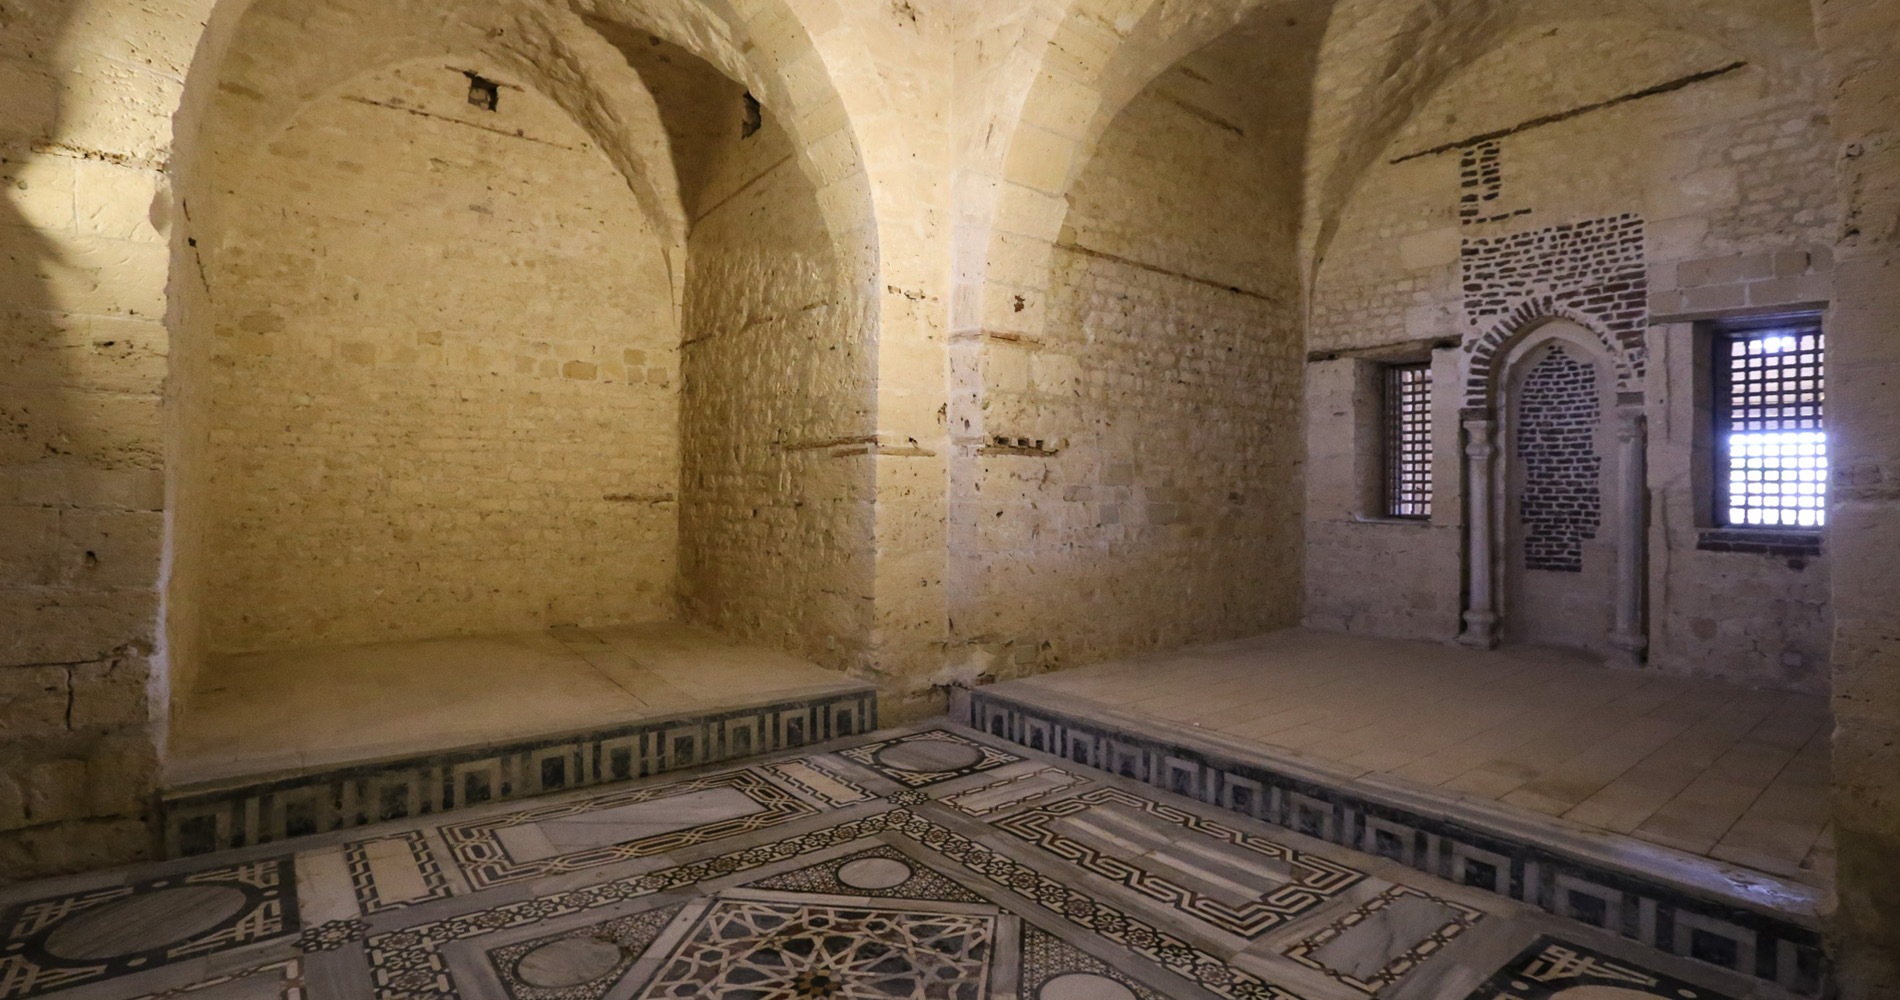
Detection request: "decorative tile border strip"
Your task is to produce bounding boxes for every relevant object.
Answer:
[162,687,875,857]
[969,688,1824,996]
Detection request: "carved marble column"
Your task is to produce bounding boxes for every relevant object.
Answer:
[1459,414,1500,649]
[1608,404,1649,663]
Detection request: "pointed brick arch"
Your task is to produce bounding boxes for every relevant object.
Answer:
[1466,303,1641,409]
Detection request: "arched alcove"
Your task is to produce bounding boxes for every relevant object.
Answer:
[1495,323,1625,654]
[162,0,881,775]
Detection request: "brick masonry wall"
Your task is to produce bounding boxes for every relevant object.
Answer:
[1514,345,1602,573]
[1461,214,1648,399]
[199,63,682,653]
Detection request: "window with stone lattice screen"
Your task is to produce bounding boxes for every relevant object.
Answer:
[1382,364,1433,519]
[1715,318,1826,529]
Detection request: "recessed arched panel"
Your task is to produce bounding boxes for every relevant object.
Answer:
[1496,322,1622,655]
[199,59,681,652]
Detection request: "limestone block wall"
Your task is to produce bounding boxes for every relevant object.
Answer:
[950,37,1307,681]
[1302,349,1466,637]
[198,62,681,653]
[677,106,877,676]
[0,0,892,879]
[0,0,174,875]
[1302,19,1840,690]
[1810,0,1900,991]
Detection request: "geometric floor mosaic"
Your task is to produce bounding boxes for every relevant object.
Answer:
[0,722,1776,1000]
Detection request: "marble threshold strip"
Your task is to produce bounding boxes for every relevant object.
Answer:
[966,683,1826,996]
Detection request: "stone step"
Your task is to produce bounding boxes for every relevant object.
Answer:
[160,684,877,857]
[968,682,1825,996]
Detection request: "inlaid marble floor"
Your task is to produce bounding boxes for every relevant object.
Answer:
[0,722,1800,1000]
[1003,630,1832,882]
[169,621,860,783]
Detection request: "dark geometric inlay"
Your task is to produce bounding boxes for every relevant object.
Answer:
[743,845,984,904]
[0,858,298,1000]
[838,730,1020,788]
[345,829,452,914]
[1465,937,1737,1000]
[441,769,819,889]
[633,899,992,1000]
[1284,885,1485,992]
[487,904,681,1000]
[992,787,1364,938]
[365,807,1306,1000]
[1020,926,1167,1000]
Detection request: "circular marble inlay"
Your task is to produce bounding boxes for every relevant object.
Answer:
[514,937,625,988]
[875,739,982,772]
[836,857,912,890]
[44,886,248,960]
[1040,973,1137,1000]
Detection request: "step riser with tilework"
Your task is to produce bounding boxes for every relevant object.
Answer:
[969,685,1824,996]
[161,686,876,856]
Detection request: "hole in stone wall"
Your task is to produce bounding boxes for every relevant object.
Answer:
[741,92,763,138]
[465,72,501,112]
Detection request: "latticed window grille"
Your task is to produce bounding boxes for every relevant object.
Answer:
[1383,364,1433,518]
[1717,322,1826,529]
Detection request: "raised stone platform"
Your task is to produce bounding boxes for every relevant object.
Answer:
[968,641,1829,995]
[162,623,874,855]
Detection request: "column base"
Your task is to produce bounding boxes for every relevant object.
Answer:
[1458,612,1499,650]
[1608,628,1648,666]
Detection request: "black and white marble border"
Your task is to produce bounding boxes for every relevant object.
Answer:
[969,687,1824,995]
[161,688,875,857]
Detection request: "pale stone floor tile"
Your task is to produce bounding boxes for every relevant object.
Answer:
[1011,629,1829,878]
[1439,762,1541,800]
[1635,778,1775,855]
[1515,715,1697,808]
[167,622,855,783]
[1713,739,1831,876]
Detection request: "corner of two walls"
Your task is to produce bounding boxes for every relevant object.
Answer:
[949,51,1310,690]
[677,107,880,685]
